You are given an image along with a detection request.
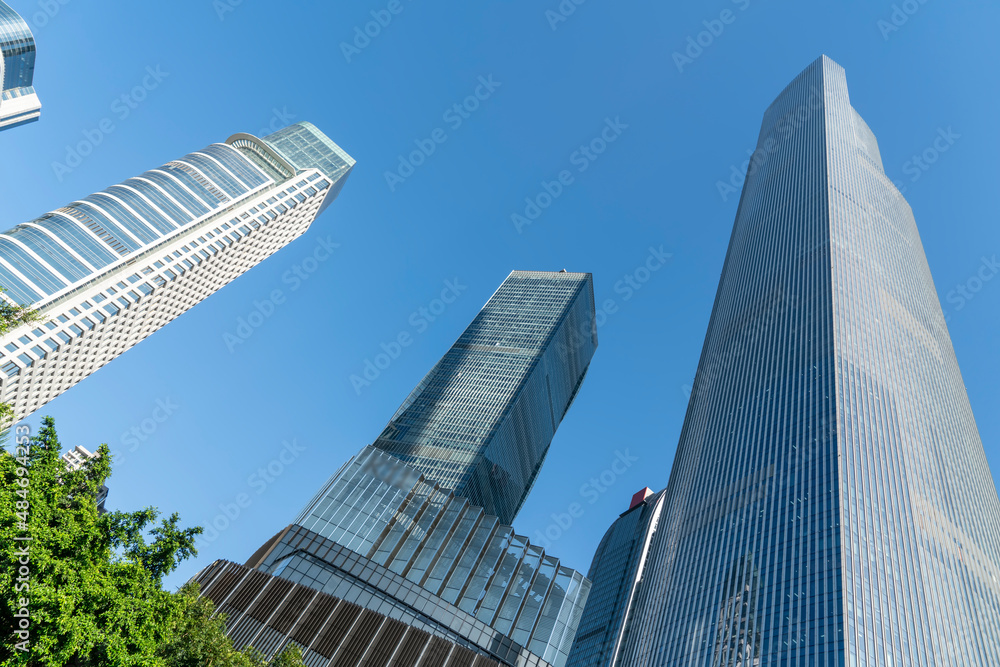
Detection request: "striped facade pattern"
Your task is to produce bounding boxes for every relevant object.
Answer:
[195,560,503,667]
[588,56,1000,666]
[280,445,589,667]
[0,123,354,419]
[612,57,841,665]
[0,0,40,129]
[374,270,597,525]
[823,59,1000,665]
[565,490,666,667]
[246,525,551,667]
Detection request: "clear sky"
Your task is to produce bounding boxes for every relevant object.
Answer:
[2,0,997,592]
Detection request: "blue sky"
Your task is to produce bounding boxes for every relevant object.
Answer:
[2,0,997,591]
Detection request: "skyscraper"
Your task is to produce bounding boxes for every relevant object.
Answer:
[194,559,513,667]
[204,446,591,667]
[193,271,597,667]
[0,122,354,419]
[565,488,665,667]
[0,1,40,130]
[374,270,597,524]
[571,55,1000,665]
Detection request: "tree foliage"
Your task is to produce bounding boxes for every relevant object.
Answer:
[1,418,304,666]
[0,288,38,337]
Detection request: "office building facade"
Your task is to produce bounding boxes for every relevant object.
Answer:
[0,1,40,130]
[572,56,1000,666]
[195,560,505,667]
[197,446,590,667]
[195,272,597,666]
[373,270,597,524]
[564,489,664,667]
[0,122,354,419]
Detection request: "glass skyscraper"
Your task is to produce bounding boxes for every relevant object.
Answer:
[374,270,597,524]
[570,55,1000,666]
[193,271,597,666]
[216,445,591,667]
[0,121,354,420]
[195,559,513,667]
[565,488,665,667]
[0,1,40,130]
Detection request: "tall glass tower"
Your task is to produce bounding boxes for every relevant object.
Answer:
[573,55,1000,666]
[191,271,598,667]
[0,1,40,130]
[373,270,597,524]
[565,488,665,667]
[0,122,354,420]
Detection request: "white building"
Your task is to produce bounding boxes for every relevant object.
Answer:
[0,122,354,419]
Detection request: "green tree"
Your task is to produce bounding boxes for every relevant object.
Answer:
[0,288,37,337]
[158,583,305,667]
[1,418,304,666]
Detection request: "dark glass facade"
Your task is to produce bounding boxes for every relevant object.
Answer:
[255,446,590,667]
[0,1,40,129]
[565,489,665,667]
[207,272,599,666]
[574,56,1000,666]
[373,270,597,524]
[194,560,506,667]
